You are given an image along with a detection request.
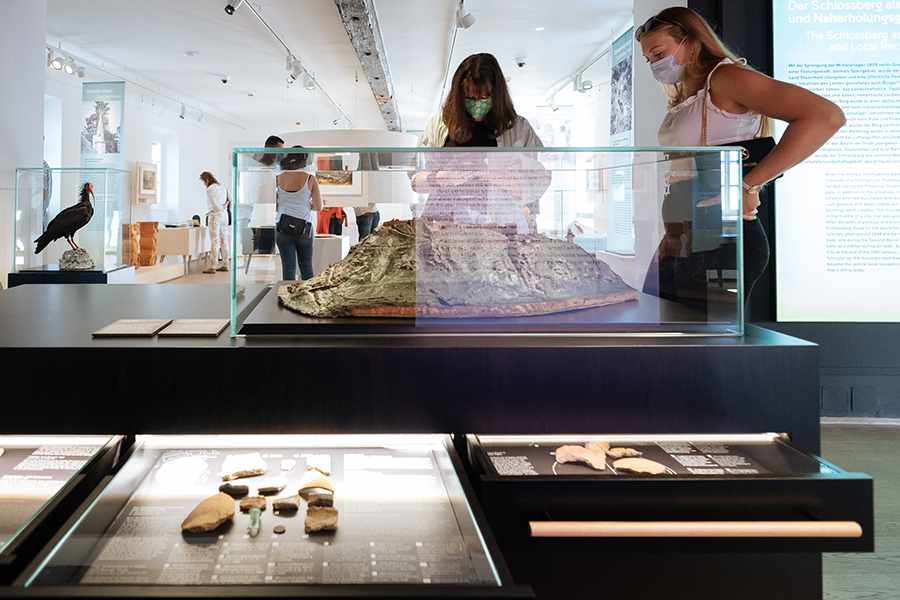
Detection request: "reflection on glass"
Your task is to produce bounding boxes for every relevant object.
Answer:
[232,147,743,336]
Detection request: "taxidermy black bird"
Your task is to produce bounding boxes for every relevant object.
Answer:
[34,182,95,253]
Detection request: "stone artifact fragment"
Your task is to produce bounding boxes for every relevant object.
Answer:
[220,452,267,481]
[305,454,331,476]
[239,496,267,511]
[304,506,339,533]
[555,445,606,470]
[281,459,297,472]
[585,441,610,454]
[257,476,287,495]
[606,447,643,459]
[273,495,301,511]
[219,482,250,497]
[298,469,334,493]
[278,220,638,319]
[273,525,286,534]
[181,492,235,533]
[307,490,334,508]
[247,506,261,537]
[613,457,668,475]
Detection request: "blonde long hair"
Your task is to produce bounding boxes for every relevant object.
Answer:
[636,7,773,137]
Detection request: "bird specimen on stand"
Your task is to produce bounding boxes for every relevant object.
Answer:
[34,182,95,254]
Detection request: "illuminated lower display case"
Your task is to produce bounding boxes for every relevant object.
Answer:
[11,435,530,599]
[0,436,123,585]
[466,433,873,600]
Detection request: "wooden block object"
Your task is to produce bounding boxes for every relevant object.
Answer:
[138,221,158,266]
[122,223,140,267]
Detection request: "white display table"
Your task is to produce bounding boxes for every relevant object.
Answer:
[156,226,209,275]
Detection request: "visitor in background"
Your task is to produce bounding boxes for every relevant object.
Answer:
[199,171,229,273]
[275,147,323,280]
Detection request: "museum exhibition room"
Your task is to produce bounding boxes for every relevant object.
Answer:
[0,0,898,598]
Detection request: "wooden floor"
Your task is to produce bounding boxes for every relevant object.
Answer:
[821,421,900,599]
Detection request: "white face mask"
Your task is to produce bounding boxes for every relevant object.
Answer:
[649,37,686,85]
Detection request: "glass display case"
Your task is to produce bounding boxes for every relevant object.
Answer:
[230,146,745,337]
[13,434,529,598]
[14,167,133,276]
[0,435,122,584]
[466,433,873,554]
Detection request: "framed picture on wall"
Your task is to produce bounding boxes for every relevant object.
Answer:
[136,161,159,204]
[139,164,157,193]
[318,170,362,195]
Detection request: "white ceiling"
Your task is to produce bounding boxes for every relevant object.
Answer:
[45,0,634,137]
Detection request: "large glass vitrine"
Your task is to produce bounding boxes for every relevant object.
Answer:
[14,168,133,275]
[230,146,745,337]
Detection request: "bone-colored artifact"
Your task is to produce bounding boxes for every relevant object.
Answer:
[304,506,339,533]
[613,457,668,475]
[555,445,606,470]
[219,452,267,481]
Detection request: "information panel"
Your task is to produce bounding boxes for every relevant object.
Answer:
[774,0,900,321]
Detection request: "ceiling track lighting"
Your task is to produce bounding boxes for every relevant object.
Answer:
[457,3,475,29]
[49,51,65,71]
[224,0,244,15]
[574,73,592,93]
[47,48,83,77]
[179,104,186,119]
[303,72,315,90]
[198,112,205,123]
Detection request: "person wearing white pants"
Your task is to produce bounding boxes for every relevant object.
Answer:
[200,171,229,273]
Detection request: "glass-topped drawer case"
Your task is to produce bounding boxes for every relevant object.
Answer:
[0,436,122,584]
[231,146,745,337]
[14,435,529,599]
[467,433,873,554]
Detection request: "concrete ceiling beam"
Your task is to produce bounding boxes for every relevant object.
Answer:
[333,0,402,132]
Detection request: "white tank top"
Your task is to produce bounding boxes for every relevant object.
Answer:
[658,59,762,147]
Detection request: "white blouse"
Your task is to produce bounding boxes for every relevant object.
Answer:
[658,58,762,147]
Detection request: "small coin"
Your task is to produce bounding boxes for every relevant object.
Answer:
[273,525,286,534]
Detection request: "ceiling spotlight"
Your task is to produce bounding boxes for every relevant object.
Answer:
[46,49,55,68]
[550,95,558,112]
[179,104,185,120]
[76,66,85,78]
[62,56,76,75]
[457,8,476,29]
[303,72,315,90]
[50,52,64,70]
[198,112,205,123]
[574,73,592,93]
[224,0,244,15]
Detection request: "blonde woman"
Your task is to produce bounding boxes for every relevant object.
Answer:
[199,171,228,273]
[636,7,844,299]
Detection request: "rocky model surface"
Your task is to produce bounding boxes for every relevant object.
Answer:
[279,219,638,318]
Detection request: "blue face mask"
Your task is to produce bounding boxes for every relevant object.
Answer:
[649,37,686,85]
[465,97,493,120]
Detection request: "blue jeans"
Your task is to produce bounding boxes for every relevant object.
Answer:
[356,210,380,240]
[275,228,314,280]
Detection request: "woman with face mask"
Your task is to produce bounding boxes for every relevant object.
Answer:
[412,53,548,232]
[636,7,844,303]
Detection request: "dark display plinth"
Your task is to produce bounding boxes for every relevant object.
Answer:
[9,265,113,287]
[0,284,821,454]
